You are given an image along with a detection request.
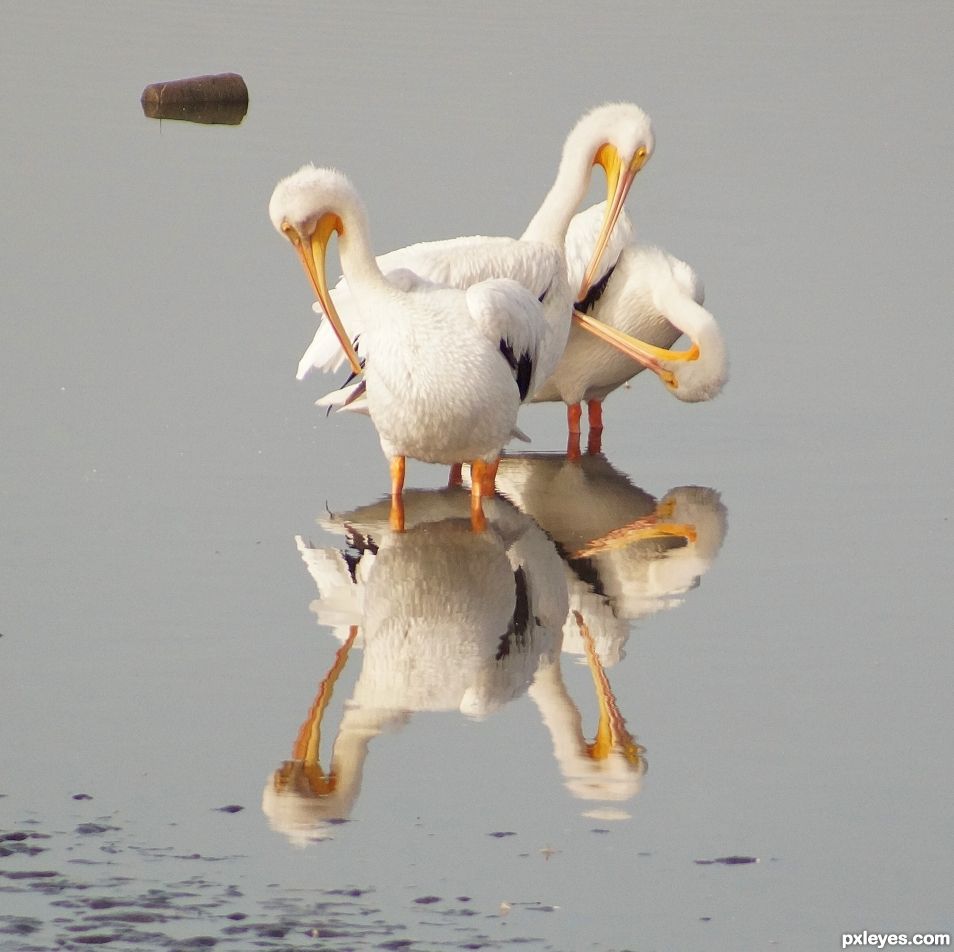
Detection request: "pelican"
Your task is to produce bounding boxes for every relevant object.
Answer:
[479,452,728,666]
[534,203,729,454]
[264,489,569,842]
[296,103,657,405]
[269,165,547,532]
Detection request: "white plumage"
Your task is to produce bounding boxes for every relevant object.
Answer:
[536,203,729,449]
[269,164,548,529]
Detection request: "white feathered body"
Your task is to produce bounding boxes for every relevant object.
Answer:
[297,236,569,390]
[288,101,661,423]
[350,273,544,465]
[562,200,635,294]
[309,489,569,716]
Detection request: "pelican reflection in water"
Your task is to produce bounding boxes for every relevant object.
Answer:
[263,489,566,844]
[263,472,726,842]
[264,489,643,841]
[478,452,728,668]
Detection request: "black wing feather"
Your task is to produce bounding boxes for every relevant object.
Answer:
[576,263,616,313]
[499,339,534,402]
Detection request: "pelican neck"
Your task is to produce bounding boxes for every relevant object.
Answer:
[520,147,593,248]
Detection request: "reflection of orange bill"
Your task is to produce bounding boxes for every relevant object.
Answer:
[574,517,697,558]
[273,625,360,796]
[573,611,643,766]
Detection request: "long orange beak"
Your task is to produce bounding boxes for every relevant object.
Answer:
[578,144,649,300]
[573,309,703,390]
[283,216,363,376]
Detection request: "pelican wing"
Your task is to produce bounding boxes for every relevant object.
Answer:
[384,236,561,298]
[315,378,369,415]
[298,237,563,378]
[466,278,545,402]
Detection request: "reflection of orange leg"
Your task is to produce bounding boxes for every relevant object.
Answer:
[389,456,406,532]
[566,404,582,460]
[481,457,499,495]
[447,462,463,487]
[469,459,488,533]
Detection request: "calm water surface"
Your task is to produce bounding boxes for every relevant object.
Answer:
[1,2,952,950]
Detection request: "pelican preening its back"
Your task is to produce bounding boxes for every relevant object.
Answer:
[270,164,548,531]
[539,201,729,454]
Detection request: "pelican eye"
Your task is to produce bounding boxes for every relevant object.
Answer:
[631,145,649,173]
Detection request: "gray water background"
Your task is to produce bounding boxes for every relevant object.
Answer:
[1,2,951,949]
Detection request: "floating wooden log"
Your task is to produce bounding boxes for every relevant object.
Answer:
[141,72,249,125]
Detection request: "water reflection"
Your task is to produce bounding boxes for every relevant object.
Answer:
[486,452,728,667]
[264,464,726,843]
[264,490,565,844]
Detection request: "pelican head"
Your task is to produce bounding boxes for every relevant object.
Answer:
[571,247,728,401]
[568,102,655,298]
[269,164,364,374]
[653,257,728,402]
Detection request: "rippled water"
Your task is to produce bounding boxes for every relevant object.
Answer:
[2,2,952,950]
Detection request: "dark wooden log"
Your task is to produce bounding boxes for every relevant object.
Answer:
[141,73,249,124]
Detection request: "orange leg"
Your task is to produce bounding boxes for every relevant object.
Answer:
[566,403,583,460]
[389,456,406,532]
[587,400,604,433]
[586,401,604,455]
[469,459,488,533]
[567,403,583,434]
[447,462,463,487]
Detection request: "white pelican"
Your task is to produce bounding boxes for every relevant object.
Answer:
[296,103,657,405]
[478,452,728,666]
[269,165,548,531]
[534,203,729,454]
[264,489,568,842]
